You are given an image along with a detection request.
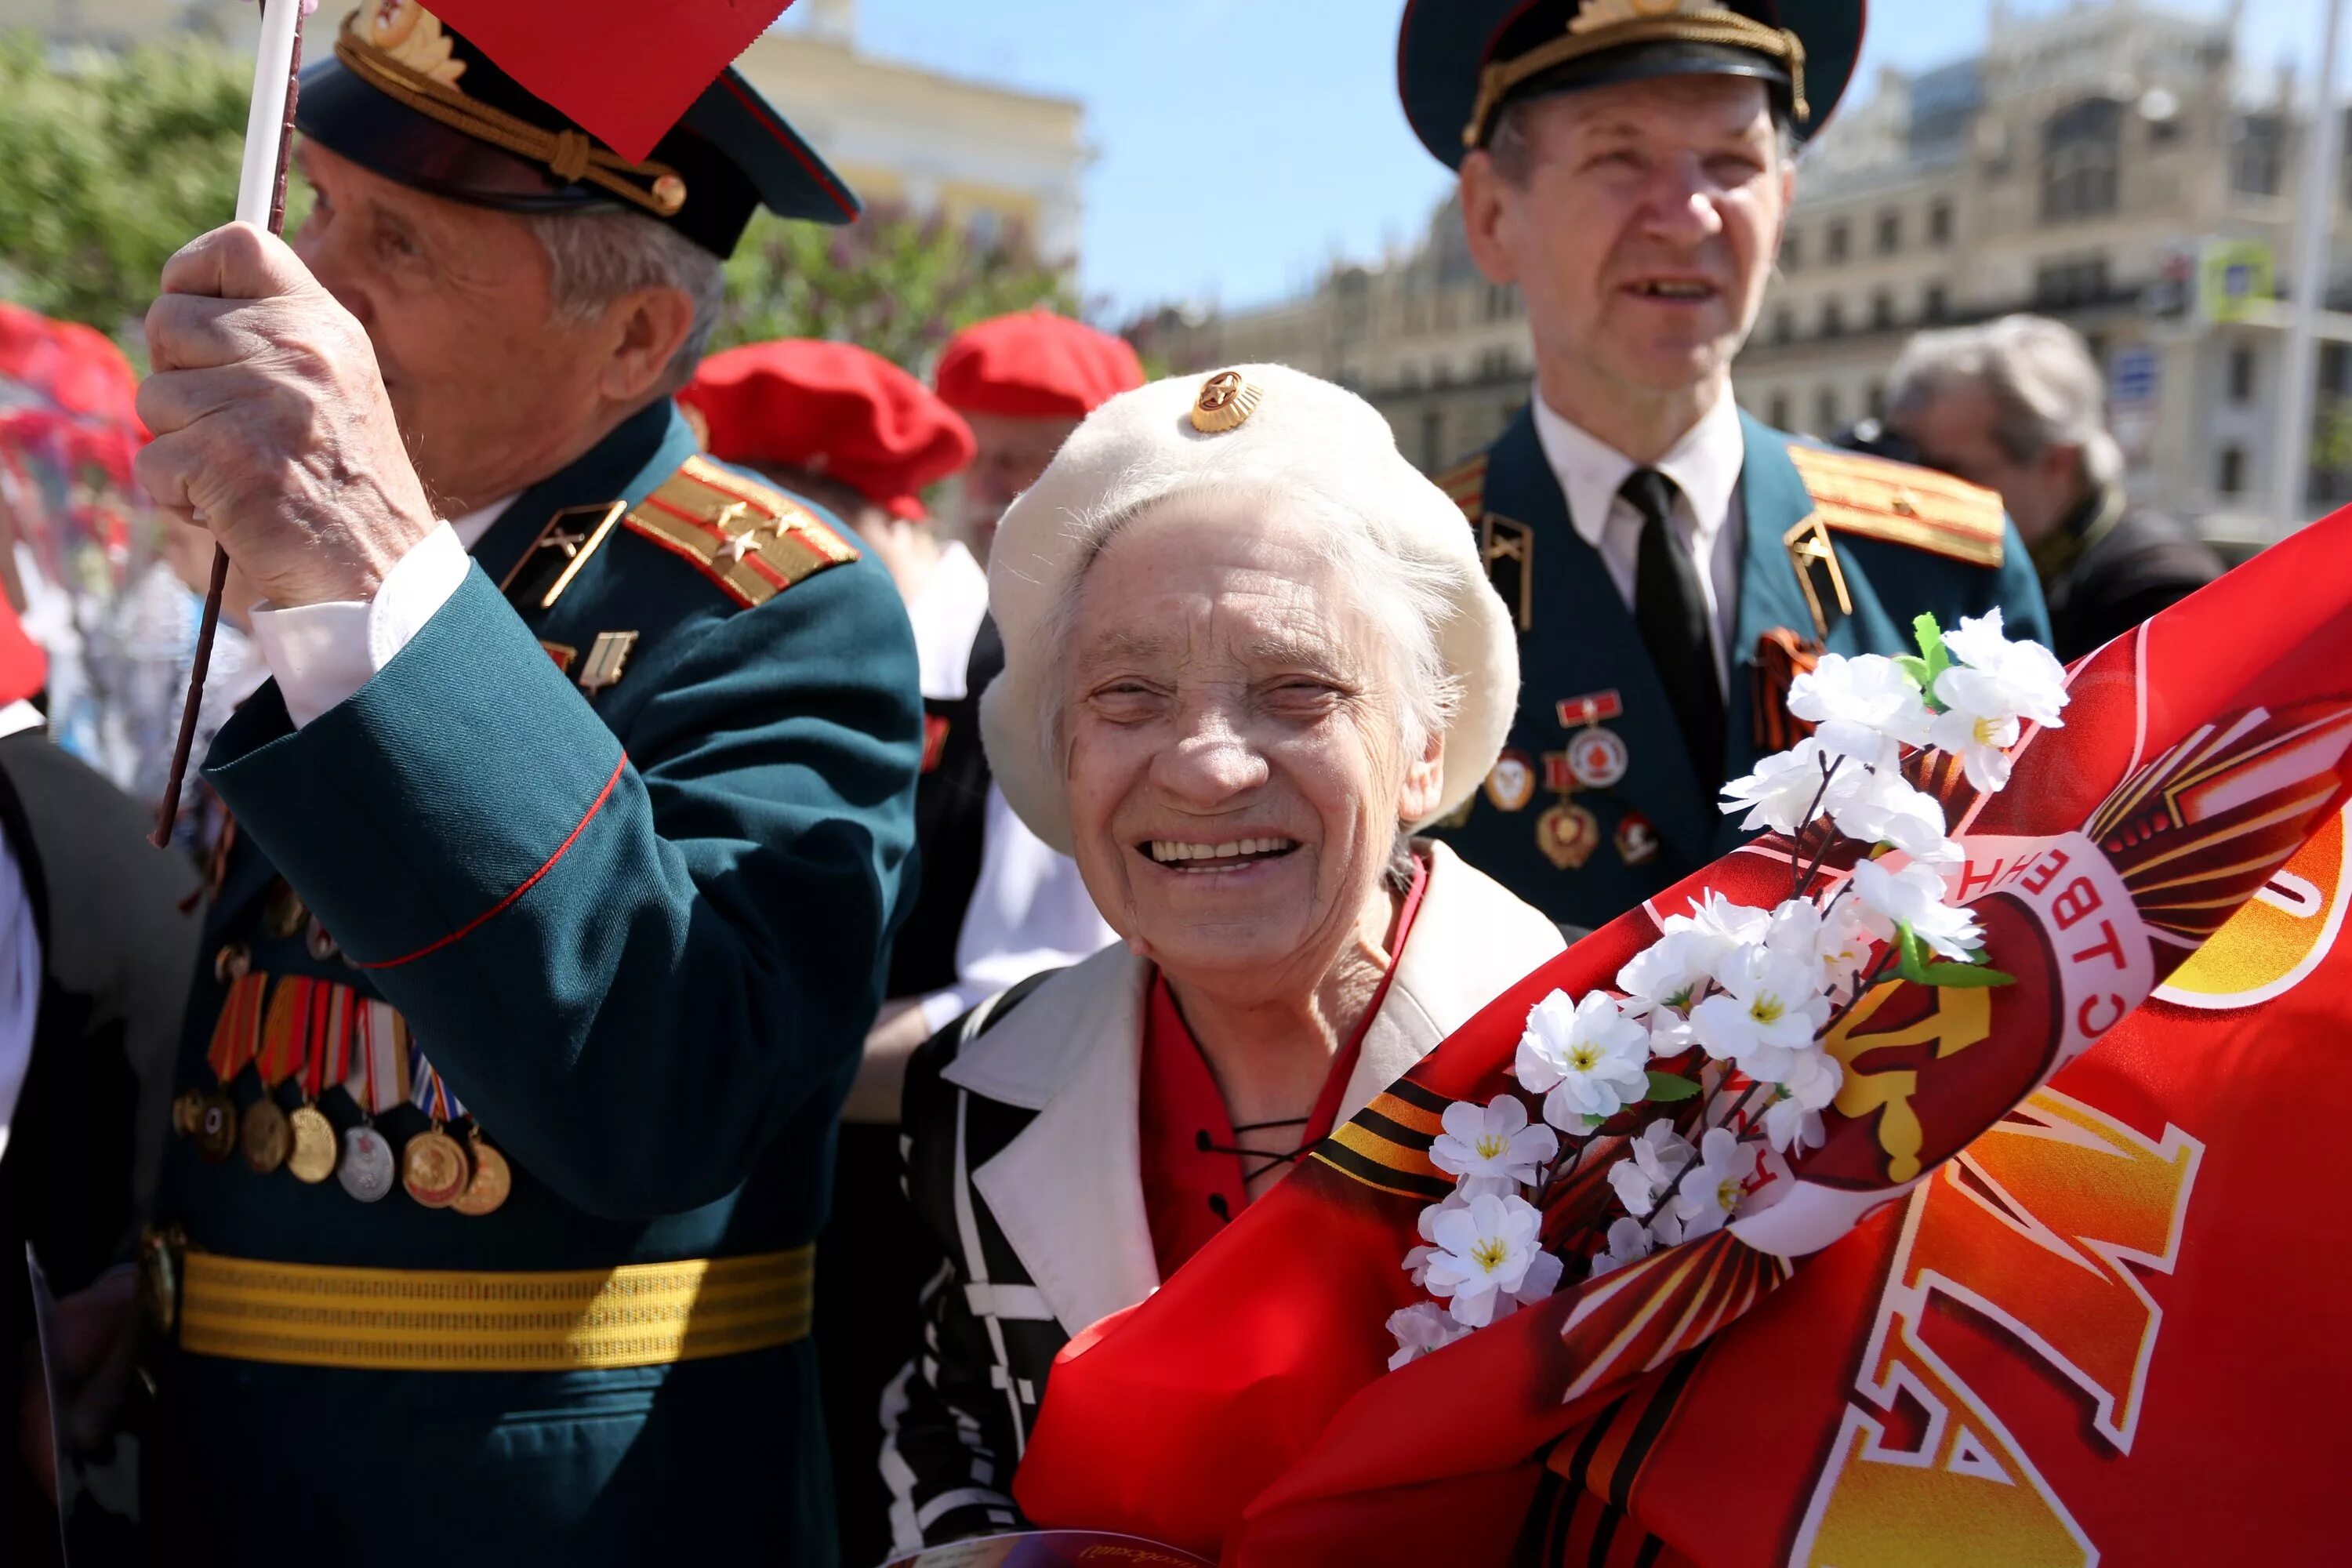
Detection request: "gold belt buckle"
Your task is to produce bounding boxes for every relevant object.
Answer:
[137,1224,185,1339]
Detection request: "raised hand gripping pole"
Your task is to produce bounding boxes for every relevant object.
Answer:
[152,0,306,848]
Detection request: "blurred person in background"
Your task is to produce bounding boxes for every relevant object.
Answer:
[932,309,1144,566]
[883,364,1565,1547]
[0,591,200,1565]
[1889,314,2225,662]
[1394,0,2051,938]
[682,339,1113,1566]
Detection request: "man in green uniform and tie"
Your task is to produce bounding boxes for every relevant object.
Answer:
[1396,0,2052,935]
[63,5,919,1562]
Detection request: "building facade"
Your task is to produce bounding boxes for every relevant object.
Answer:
[1145,0,2352,545]
[3,0,1090,270]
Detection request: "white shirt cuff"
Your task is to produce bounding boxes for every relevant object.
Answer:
[245,524,473,729]
[916,986,980,1036]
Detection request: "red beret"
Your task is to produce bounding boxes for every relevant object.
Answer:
[934,310,1144,420]
[0,594,45,709]
[680,340,976,521]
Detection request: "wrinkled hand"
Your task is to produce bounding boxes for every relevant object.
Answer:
[16,1267,139,1502]
[136,223,437,609]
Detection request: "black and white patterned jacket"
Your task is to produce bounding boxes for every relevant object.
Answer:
[877,844,1566,1551]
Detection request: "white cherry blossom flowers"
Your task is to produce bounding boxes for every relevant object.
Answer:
[1385,611,2063,1377]
[1421,1192,1558,1328]
[1428,1095,1559,1197]
[1516,990,1650,1127]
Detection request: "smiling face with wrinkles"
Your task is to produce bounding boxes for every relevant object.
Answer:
[1057,499,1443,1004]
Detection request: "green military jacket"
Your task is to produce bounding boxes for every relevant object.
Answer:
[145,400,921,1566]
[1432,404,2052,935]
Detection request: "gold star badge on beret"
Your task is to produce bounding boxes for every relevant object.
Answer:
[1189,369,1263,434]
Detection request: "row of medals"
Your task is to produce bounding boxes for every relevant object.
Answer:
[173,880,512,1213]
[173,1085,512,1214]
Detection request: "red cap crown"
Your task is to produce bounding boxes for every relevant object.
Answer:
[680,339,976,521]
[934,310,1145,421]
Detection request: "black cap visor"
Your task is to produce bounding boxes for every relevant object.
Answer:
[1489,41,1794,143]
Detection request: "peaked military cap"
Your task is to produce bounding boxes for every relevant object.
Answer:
[1398,0,1864,169]
[296,0,858,258]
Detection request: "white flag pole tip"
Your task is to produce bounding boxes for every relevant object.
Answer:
[234,0,305,230]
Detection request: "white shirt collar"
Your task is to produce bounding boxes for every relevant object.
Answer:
[1530,384,1746,547]
[450,492,522,553]
[0,701,42,742]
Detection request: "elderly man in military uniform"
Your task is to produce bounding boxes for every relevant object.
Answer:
[68,5,920,1563]
[1397,0,2052,934]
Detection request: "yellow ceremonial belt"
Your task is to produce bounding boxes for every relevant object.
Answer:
[171,1247,813,1373]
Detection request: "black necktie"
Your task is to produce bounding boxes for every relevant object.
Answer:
[1624,468,1726,786]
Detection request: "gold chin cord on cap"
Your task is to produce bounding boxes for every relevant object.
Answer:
[333,9,691,218]
[1461,9,1809,151]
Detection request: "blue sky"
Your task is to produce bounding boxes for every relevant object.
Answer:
[822,0,2347,318]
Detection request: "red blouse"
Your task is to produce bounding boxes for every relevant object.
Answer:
[1135,856,1431,1278]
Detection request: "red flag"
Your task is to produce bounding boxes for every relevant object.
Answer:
[1010,508,2352,1561]
[424,0,794,163]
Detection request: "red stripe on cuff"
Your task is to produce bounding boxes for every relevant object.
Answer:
[358,753,629,972]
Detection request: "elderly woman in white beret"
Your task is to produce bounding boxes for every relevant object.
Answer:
[876,365,1564,1548]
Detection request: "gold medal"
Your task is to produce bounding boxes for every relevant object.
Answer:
[263,882,308,939]
[172,1089,204,1139]
[401,1126,471,1209]
[1537,800,1602,870]
[194,1091,239,1163]
[286,1105,339,1184]
[451,1131,512,1218]
[240,1097,292,1174]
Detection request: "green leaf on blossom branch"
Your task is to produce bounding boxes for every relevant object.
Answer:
[1643,1071,1703,1103]
[1896,922,2016,989]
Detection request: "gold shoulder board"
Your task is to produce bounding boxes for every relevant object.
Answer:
[621,455,861,609]
[1783,445,2005,569]
[1434,452,1488,525]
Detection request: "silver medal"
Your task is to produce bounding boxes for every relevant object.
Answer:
[338,1124,396,1203]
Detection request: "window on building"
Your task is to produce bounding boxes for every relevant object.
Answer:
[1821,300,1845,338]
[2217,443,2246,495]
[1928,199,1953,245]
[1826,221,1849,264]
[2229,345,2256,403]
[2233,113,2286,198]
[1774,306,1796,345]
[1421,409,1445,472]
[1815,387,1840,432]
[2322,342,2350,394]
[1871,290,1895,331]
[1768,391,1791,429]
[2042,98,2124,222]
[1876,210,1900,255]
[1783,229,1802,271]
[1479,348,1512,379]
[1867,382,1886,419]
[2034,256,2111,307]
[1924,282,1949,322]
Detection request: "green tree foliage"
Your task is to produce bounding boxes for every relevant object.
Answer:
[0,32,261,336]
[717,201,1076,374]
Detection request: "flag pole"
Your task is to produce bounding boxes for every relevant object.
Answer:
[2270,0,2347,543]
[152,0,305,847]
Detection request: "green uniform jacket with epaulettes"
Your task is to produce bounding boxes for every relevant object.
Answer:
[1430,404,2053,935]
[145,399,921,1567]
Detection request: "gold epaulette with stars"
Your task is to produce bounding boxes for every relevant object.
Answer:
[1783,444,2006,569]
[619,456,860,608]
[1434,452,1489,525]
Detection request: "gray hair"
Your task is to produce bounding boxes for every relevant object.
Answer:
[1486,93,1799,186]
[1888,314,2123,488]
[526,208,725,393]
[1042,472,1466,811]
